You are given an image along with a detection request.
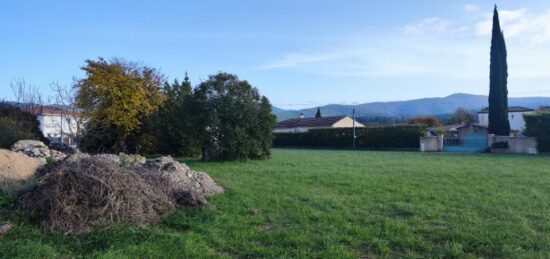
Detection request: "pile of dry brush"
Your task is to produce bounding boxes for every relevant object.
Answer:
[18,153,222,234]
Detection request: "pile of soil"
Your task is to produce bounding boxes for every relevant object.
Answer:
[0,149,44,181]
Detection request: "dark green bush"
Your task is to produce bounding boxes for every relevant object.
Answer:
[273,125,425,149]
[193,73,276,161]
[0,117,38,149]
[0,103,46,148]
[523,112,550,152]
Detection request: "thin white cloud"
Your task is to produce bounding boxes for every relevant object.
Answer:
[464,4,479,13]
[403,17,450,34]
[257,37,486,78]
[403,17,470,36]
[475,9,550,44]
[258,7,550,85]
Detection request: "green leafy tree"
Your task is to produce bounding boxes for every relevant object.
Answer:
[155,73,199,156]
[193,72,276,161]
[315,107,322,118]
[488,6,510,135]
[76,58,164,153]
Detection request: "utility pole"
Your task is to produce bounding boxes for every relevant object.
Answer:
[352,108,356,149]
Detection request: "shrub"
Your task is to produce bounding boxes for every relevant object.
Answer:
[273,125,425,149]
[0,103,46,148]
[193,72,276,161]
[0,117,40,149]
[523,112,550,152]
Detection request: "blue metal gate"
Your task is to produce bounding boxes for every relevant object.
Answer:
[443,135,487,153]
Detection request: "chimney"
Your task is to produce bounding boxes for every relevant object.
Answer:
[300,113,304,119]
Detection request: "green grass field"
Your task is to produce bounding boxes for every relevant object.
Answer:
[1,149,550,258]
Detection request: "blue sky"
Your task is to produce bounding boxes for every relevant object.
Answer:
[2,0,550,109]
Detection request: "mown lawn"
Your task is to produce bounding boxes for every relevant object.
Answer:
[1,149,550,258]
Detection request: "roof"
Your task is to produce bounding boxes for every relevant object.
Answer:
[430,123,488,132]
[440,124,463,131]
[275,116,347,129]
[478,106,534,113]
[31,106,63,115]
[455,124,488,129]
[21,105,77,116]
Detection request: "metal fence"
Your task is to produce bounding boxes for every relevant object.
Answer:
[443,136,487,152]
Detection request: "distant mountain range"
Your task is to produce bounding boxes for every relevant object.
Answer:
[272,93,550,121]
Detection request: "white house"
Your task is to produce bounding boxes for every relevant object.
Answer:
[28,106,80,145]
[274,115,364,133]
[477,106,534,132]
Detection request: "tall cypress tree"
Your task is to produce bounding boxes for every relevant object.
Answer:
[315,107,322,118]
[488,6,510,135]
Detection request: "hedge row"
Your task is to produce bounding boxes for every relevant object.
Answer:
[523,112,550,152]
[273,125,425,149]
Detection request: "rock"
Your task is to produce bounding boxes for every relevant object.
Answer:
[139,156,223,205]
[0,223,13,237]
[11,140,50,158]
[0,149,45,180]
[49,150,67,162]
[118,153,146,167]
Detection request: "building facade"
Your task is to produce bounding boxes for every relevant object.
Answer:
[478,106,534,132]
[30,106,80,145]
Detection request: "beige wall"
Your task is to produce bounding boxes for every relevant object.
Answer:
[489,135,538,154]
[332,117,365,128]
[420,136,443,152]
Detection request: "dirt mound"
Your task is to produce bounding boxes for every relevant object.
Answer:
[19,155,176,234]
[18,154,223,234]
[0,149,45,180]
[139,156,224,205]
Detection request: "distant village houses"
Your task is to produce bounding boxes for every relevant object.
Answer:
[274,113,364,133]
[26,106,80,145]
[477,106,534,132]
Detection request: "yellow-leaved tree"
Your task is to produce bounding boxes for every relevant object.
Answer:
[76,58,164,153]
